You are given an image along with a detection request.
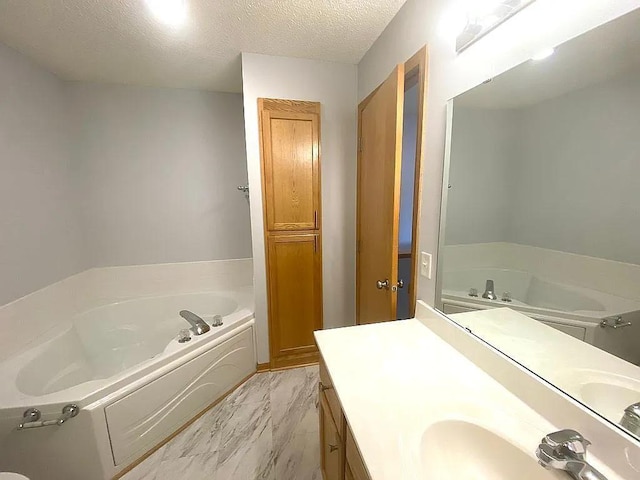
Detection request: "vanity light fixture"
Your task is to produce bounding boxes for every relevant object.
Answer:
[145,0,187,27]
[531,47,555,61]
[450,0,537,52]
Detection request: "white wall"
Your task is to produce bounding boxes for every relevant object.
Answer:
[357,0,640,305]
[447,107,518,245]
[0,43,84,305]
[512,69,640,265]
[67,83,251,267]
[241,53,358,363]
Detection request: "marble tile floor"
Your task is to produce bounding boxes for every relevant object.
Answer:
[122,365,321,480]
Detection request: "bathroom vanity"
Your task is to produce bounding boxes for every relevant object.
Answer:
[314,303,633,480]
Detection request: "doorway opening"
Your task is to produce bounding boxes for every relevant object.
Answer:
[356,46,428,324]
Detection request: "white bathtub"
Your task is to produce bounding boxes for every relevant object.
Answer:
[0,287,256,480]
[440,267,640,364]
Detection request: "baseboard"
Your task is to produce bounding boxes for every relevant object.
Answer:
[270,351,319,370]
[257,362,270,372]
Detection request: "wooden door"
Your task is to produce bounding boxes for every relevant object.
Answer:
[356,65,405,325]
[320,393,344,480]
[266,233,322,368]
[261,103,320,232]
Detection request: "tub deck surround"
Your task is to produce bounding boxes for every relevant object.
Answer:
[0,288,254,410]
[443,267,640,322]
[442,242,640,303]
[450,308,640,428]
[0,259,256,480]
[0,258,253,364]
[314,318,623,480]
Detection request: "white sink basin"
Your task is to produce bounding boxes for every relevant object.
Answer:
[555,370,640,424]
[580,382,640,421]
[420,421,560,480]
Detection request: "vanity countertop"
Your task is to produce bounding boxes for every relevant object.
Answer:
[450,307,640,429]
[315,318,621,480]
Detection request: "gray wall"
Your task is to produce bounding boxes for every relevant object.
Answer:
[68,84,251,267]
[448,68,640,265]
[447,107,519,245]
[0,44,84,305]
[1,43,251,305]
[512,69,640,264]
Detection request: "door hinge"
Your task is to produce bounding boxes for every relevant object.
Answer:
[358,137,363,153]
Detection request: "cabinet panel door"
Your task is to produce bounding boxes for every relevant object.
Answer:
[267,233,323,362]
[320,393,344,480]
[261,109,320,231]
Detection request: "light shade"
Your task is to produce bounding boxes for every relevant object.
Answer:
[456,0,536,52]
[145,0,187,27]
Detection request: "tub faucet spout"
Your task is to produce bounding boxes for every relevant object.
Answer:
[482,279,498,300]
[180,310,210,335]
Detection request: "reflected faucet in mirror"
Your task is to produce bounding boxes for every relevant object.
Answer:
[482,279,498,300]
[620,402,640,436]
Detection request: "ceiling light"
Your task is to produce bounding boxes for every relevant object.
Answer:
[531,47,555,61]
[146,0,187,27]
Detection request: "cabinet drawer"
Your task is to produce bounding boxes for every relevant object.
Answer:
[346,426,371,480]
[320,359,344,436]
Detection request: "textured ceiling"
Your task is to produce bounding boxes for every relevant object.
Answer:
[0,0,406,92]
[456,7,640,109]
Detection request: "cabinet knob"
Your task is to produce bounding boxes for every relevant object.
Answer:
[329,444,339,453]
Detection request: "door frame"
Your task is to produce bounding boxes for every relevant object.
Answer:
[356,45,429,324]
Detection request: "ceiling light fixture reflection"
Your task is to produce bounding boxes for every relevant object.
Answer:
[531,47,555,61]
[145,0,187,27]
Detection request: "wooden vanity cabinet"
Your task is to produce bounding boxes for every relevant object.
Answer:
[319,359,372,480]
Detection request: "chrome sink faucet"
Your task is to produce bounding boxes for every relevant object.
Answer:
[482,279,498,300]
[179,310,210,335]
[536,429,607,480]
[620,402,640,436]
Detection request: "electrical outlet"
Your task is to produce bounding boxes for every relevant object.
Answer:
[420,252,432,279]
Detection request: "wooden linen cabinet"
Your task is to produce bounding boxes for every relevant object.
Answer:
[258,98,323,370]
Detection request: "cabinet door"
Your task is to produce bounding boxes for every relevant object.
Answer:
[267,233,323,366]
[261,104,321,232]
[320,393,344,480]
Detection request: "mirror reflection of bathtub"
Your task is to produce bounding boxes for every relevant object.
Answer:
[439,243,640,366]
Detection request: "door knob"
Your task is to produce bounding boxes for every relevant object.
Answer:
[376,279,390,290]
[397,279,404,289]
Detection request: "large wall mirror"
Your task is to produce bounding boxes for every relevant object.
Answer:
[437,8,640,441]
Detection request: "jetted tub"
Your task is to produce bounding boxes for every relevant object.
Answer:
[440,267,640,364]
[0,287,256,480]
